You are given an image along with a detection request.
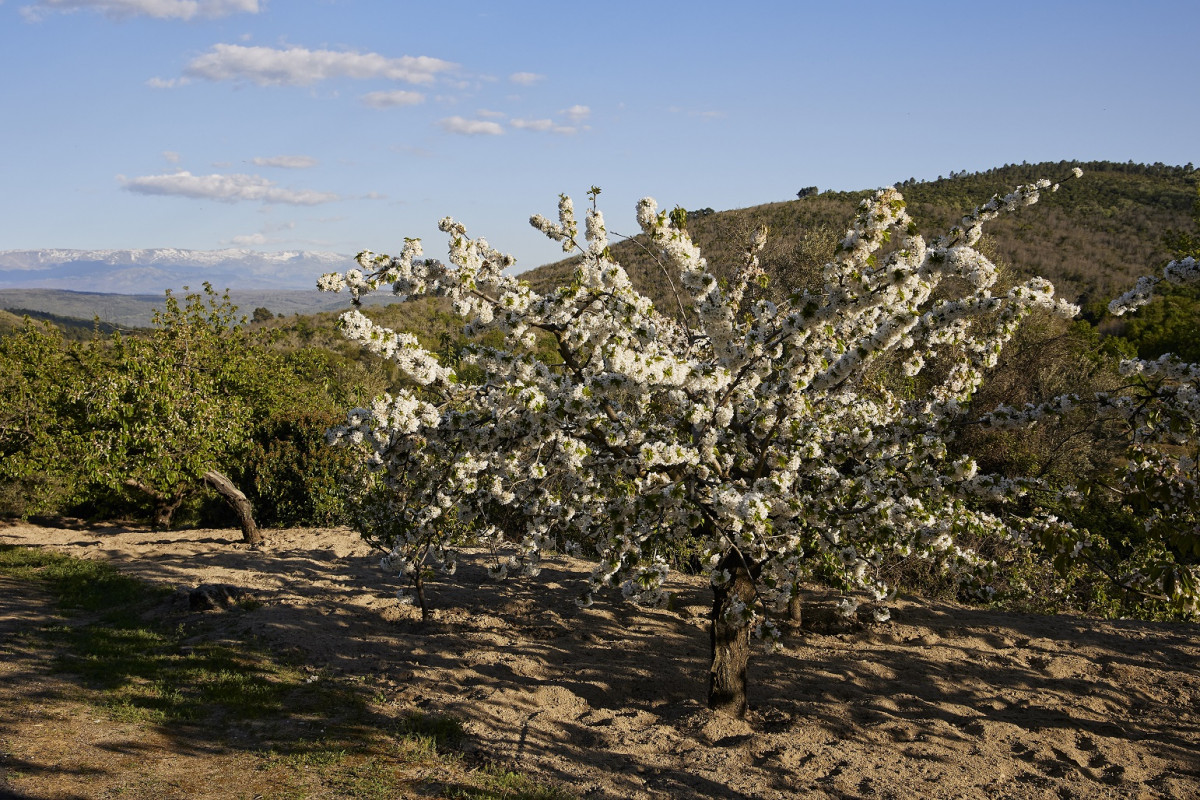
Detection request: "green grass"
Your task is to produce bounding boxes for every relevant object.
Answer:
[0,544,575,799]
[452,766,577,800]
[0,543,321,725]
[0,543,156,610]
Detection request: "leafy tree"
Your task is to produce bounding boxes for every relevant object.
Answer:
[239,407,353,527]
[1162,183,1200,260]
[230,345,383,528]
[1,284,384,534]
[0,320,85,517]
[1117,183,1200,363]
[71,285,262,545]
[1121,285,1200,363]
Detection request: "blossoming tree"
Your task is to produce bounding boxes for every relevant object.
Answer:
[320,172,1198,716]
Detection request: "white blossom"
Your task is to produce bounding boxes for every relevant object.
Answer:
[322,165,1200,705]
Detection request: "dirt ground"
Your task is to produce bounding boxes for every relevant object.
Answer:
[1,521,1197,799]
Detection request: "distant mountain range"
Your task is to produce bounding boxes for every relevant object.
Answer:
[0,287,398,329]
[0,248,353,293]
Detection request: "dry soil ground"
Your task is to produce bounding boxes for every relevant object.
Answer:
[1,522,1198,799]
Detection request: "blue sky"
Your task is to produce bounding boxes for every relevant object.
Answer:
[2,0,1197,276]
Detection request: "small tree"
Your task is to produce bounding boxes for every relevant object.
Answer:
[72,285,261,545]
[322,173,1198,716]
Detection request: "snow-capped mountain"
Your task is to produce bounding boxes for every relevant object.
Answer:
[0,248,353,293]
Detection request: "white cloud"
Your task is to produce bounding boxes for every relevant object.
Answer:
[562,104,590,123]
[22,0,260,21]
[230,220,296,246]
[146,76,189,88]
[162,150,181,163]
[509,72,544,86]
[438,116,503,136]
[361,89,425,108]
[511,118,580,135]
[476,109,506,120]
[252,155,318,169]
[511,118,553,132]
[230,232,267,246]
[183,44,456,87]
[120,171,338,205]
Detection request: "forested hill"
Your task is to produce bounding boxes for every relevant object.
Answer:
[520,161,1198,318]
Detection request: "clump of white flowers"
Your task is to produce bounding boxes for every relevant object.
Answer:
[320,169,1199,712]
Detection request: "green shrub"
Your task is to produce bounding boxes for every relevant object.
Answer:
[241,407,356,527]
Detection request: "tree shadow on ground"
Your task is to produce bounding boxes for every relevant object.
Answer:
[3,526,1198,800]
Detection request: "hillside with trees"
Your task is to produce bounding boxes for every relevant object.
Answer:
[522,161,1197,322]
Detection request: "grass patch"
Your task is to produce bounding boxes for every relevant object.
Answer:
[396,711,466,749]
[0,543,155,610]
[450,765,578,800]
[0,544,575,799]
[1,543,322,725]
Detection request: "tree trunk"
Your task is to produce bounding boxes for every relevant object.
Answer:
[708,552,757,718]
[202,468,262,548]
[787,591,804,628]
[413,570,431,623]
[123,479,186,530]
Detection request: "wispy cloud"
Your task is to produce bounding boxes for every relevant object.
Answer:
[509,72,544,86]
[562,104,590,123]
[230,232,267,246]
[162,150,181,163]
[22,0,261,21]
[230,220,297,245]
[476,109,506,120]
[438,116,503,136]
[229,220,297,245]
[510,118,577,135]
[120,171,338,205]
[252,155,318,169]
[182,44,456,87]
[146,76,189,88]
[509,105,587,135]
[511,118,553,132]
[361,89,425,108]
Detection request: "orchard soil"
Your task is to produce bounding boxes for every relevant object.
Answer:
[2,521,1198,799]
